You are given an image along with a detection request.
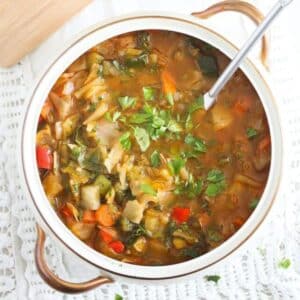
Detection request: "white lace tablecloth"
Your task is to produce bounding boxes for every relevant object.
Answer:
[1,0,300,299]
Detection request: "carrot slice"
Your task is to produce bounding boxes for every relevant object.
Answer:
[95,205,115,227]
[99,229,114,244]
[82,210,96,223]
[161,70,176,95]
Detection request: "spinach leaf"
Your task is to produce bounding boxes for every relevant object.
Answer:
[198,55,218,77]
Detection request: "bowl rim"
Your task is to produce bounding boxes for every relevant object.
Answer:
[20,11,282,280]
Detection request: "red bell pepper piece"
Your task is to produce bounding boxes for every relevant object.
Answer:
[109,240,125,253]
[99,229,114,244]
[172,207,190,224]
[36,146,53,169]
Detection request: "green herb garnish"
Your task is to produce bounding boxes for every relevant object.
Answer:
[115,293,123,300]
[278,258,291,269]
[150,150,161,167]
[119,131,131,150]
[168,157,186,175]
[133,127,150,152]
[249,198,259,210]
[143,86,156,101]
[189,95,204,113]
[246,127,258,139]
[140,183,157,196]
[118,96,136,110]
[204,275,221,284]
[205,169,226,197]
[185,133,207,153]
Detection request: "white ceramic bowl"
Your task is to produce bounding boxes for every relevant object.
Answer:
[19,5,282,293]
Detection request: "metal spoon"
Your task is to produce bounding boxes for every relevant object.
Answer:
[203,0,294,110]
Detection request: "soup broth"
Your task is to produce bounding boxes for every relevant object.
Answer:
[36,30,271,265]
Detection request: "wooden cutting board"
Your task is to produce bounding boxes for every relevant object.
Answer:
[0,0,92,68]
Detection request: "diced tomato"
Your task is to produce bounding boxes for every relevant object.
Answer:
[233,95,251,115]
[172,207,190,224]
[109,240,125,253]
[82,210,96,223]
[99,229,114,244]
[36,146,53,169]
[60,204,73,218]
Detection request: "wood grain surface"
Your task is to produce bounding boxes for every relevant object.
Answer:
[0,0,91,67]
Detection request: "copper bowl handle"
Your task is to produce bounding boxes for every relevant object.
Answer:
[35,225,113,293]
[192,0,269,68]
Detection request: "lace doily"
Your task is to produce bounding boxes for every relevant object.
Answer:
[1,1,300,299]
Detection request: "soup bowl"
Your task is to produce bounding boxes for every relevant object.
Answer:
[19,0,282,293]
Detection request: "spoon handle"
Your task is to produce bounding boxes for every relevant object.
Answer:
[204,0,293,110]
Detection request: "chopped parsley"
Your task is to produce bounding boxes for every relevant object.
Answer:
[189,95,204,113]
[133,127,150,152]
[118,96,136,110]
[278,258,291,269]
[168,157,186,175]
[150,150,161,167]
[185,133,207,153]
[207,228,223,242]
[205,169,226,197]
[119,131,131,150]
[115,294,123,300]
[246,127,258,139]
[140,183,157,196]
[249,198,259,210]
[175,175,203,198]
[204,275,221,284]
[143,86,156,101]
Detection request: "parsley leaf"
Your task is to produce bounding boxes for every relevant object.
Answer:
[205,182,225,197]
[167,119,182,133]
[189,95,204,113]
[118,96,136,110]
[175,176,203,198]
[168,157,186,175]
[150,150,161,167]
[119,131,131,150]
[185,133,207,153]
[207,228,223,242]
[133,127,150,152]
[204,275,221,284]
[278,258,291,269]
[166,92,174,105]
[246,127,258,139]
[140,183,157,196]
[143,86,156,101]
[115,294,123,300]
[249,198,259,210]
[206,169,225,183]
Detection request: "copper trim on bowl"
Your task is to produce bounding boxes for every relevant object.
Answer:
[35,225,113,293]
[192,0,269,67]
[21,0,281,289]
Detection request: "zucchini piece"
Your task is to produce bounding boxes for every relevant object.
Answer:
[94,175,111,195]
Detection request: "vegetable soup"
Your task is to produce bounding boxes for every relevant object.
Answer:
[36,30,271,265]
